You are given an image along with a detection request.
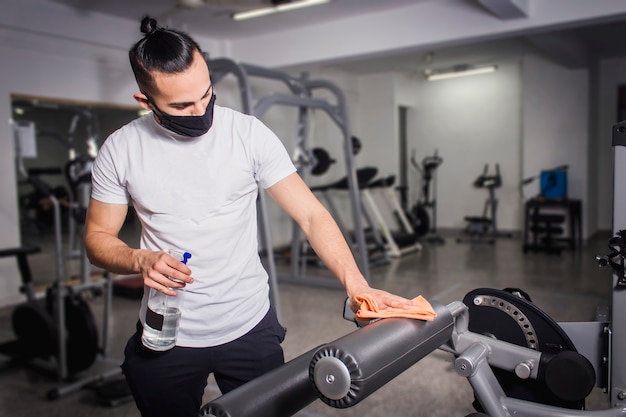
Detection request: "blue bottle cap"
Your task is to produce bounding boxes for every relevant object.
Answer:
[182,252,192,264]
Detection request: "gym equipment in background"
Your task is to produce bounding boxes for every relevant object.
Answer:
[408,149,445,244]
[310,167,390,268]
[524,210,566,254]
[286,137,390,275]
[17,166,70,236]
[208,58,371,308]
[0,185,123,402]
[64,155,95,283]
[360,174,422,257]
[4,126,131,405]
[521,165,573,254]
[457,163,512,244]
[12,104,98,242]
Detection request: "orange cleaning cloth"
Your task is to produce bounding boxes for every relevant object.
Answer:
[355,294,437,321]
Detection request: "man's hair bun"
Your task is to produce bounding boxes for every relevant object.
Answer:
[140,16,158,36]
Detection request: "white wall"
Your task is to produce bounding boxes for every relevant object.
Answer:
[521,54,590,236]
[352,74,397,178]
[406,61,523,231]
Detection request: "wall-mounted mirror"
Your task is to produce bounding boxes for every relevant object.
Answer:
[11,94,142,248]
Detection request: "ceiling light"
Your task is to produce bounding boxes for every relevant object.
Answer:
[177,0,205,8]
[425,65,498,81]
[232,0,331,21]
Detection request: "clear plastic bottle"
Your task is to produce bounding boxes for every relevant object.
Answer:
[141,249,192,351]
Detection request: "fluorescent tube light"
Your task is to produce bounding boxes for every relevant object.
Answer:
[232,7,276,20]
[426,65,498,81]
[276,0,330,12]
[232,0,331,21]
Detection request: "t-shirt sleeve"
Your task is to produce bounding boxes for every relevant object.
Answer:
[91,138,130,204]
[252,118,297,189]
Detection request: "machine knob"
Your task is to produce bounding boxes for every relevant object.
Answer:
[312,356,352,400]
[515,360,534,379]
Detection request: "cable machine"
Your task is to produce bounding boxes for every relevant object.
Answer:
[207,58,370,316]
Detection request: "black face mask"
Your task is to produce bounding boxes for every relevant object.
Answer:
[149,94,216,137]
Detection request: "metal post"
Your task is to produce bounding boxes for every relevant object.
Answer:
[50,194,68,380]
[611,121,626,407]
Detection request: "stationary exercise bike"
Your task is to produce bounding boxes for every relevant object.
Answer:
[458,163,512,244]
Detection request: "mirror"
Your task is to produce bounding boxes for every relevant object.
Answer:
[11,94,142,247]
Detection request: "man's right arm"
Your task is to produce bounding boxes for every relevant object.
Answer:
[84,198,193,294]
[84,197,138,274]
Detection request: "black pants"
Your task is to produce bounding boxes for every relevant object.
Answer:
[121,308,286,417]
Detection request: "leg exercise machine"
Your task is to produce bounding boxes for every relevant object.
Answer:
[199,288,613,417]
[458,163,512,244]
[196,120,626,417]
[408,149,445,244]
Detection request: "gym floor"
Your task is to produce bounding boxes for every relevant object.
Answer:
[0,221,615,417]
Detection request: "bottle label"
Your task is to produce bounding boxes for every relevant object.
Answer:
[146,306,164,330]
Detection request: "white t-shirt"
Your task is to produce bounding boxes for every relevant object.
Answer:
[91,105,296,347]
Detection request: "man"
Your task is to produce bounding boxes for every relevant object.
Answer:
[85,17,415,417]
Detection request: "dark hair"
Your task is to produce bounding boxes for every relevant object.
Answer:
[129,16,203,96]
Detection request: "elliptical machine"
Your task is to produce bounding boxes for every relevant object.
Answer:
[4,122,131,405]
[407,149,445,244]
[0,174,100,380]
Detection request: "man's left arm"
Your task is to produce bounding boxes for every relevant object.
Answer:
[266,172,415,312]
